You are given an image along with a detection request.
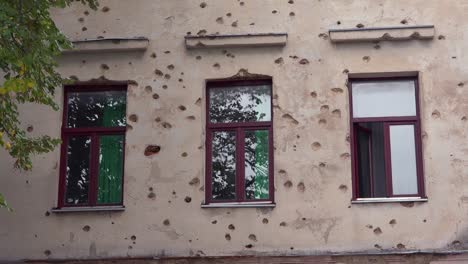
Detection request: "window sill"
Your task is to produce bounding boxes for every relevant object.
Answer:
[51,205,125,213]
[351,197,428,204]
[201,201,275,208]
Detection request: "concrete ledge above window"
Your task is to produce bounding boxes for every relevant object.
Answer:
[349,71,419,79]
[51,206,125,213]
[201,201,275,208]
[351,197,428,204]
[62,37,149,54]
[329,25,435,43]
[185,33,287,49]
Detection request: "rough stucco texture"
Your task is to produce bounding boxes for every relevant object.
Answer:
[1,0,468,262]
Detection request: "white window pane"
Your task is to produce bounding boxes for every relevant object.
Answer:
[389,125,418,195]
[352,81,416,118]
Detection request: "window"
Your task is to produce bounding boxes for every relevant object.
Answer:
[205,79,274,205]
[57,85,127,208]
[349,77,425,199]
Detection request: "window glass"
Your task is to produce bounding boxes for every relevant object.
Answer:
[211,131,236,200]
[67,90,126,128]
[245,130,269,200]
[356,127,372,198]
[65,136,91,205]
[352,81,416,118]
[389,125,418,195]
[97,135,124,204]
[61,86,127,208]
[206,81,273,204]
[356,122,387,198]
[209,85,271,123]
[350,78,423,199]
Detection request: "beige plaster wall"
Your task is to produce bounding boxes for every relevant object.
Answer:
[1,0,468,261]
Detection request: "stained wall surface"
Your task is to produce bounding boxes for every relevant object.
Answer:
[1,0,468,261]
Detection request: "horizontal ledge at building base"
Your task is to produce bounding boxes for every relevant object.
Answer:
[201,201,276,208]
[352,197,428,204]
[185,33,287,49]
[51,205,125,213]
[24,250,468,263]
[329,25,435,43]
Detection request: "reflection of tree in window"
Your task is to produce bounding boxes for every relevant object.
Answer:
[208,83,272,202]
[245,130,269,199]
[65,136,91,205]
[61,88,126,207]
[67,91,126,128]
[209,85,271,123]
[212,131,236,200]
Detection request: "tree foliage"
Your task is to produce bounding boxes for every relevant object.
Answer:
[0,0,98,210]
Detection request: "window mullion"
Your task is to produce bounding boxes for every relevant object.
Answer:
[382,122,394,197]
[415,121,425,197]
[205,129,213,204]
[89,133,100,206]
[268,127,274,202]
[57,134,68,208]
[350,123,358,200]
[236,128,246,202]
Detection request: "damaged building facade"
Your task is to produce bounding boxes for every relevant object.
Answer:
[1,1,468,263]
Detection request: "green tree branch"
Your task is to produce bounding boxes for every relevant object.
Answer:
[0,0,99,210]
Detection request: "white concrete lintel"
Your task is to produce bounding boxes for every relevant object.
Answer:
[329,25,435,43]
[63,37,149,53]
[185,33,287,49]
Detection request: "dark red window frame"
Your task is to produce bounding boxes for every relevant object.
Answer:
[348,76,426,200]
[205,78,274,204]
[57,84,127,208]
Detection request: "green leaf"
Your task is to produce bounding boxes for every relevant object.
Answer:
[0,193,12,212]
[0,0,99,212]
